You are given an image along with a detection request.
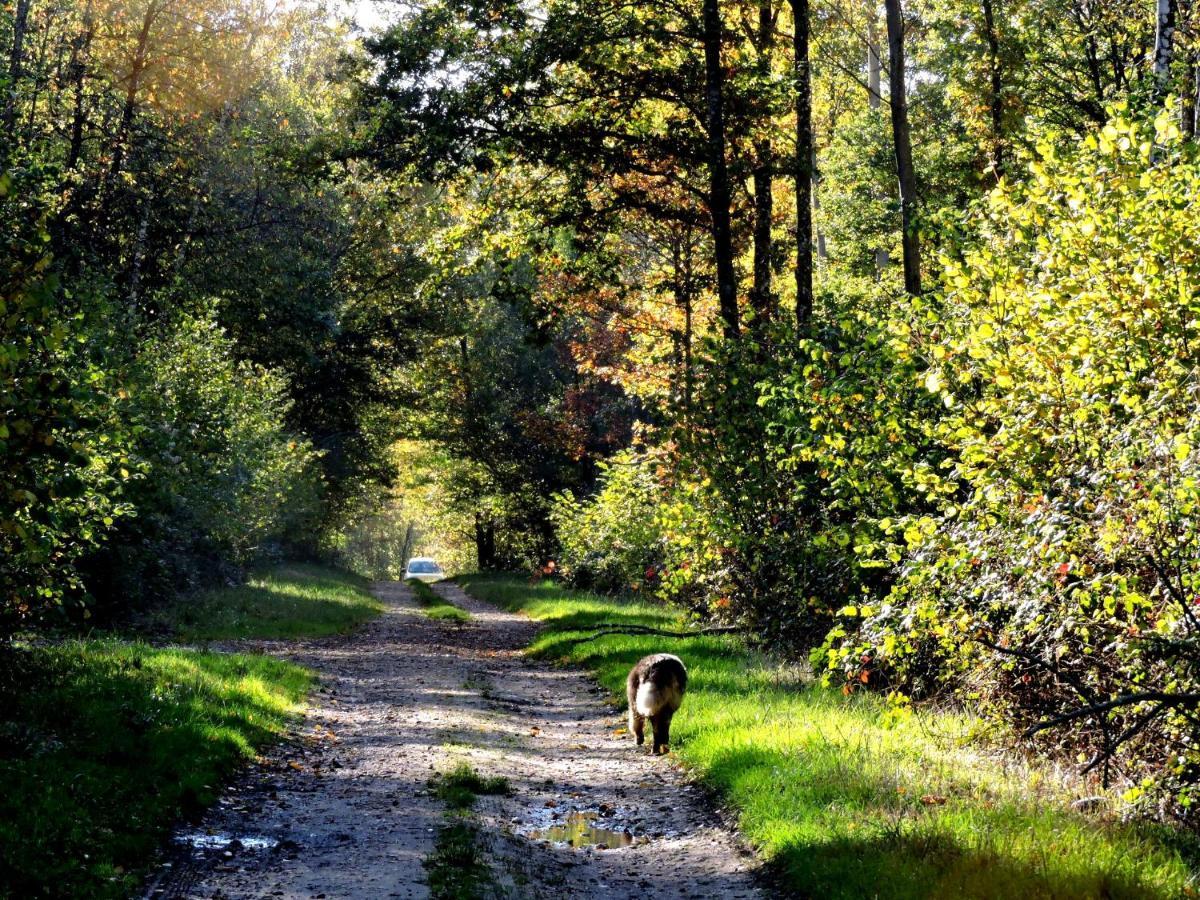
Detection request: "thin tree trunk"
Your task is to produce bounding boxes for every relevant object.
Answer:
[107,1,158,186]
[981,0,1006,177]
[1153,0,1177,98]
[128,198,152,309]
[750,0,776,327]
[867,7,890,274]
[751,147,774,323]
[66,14,94,172]
[4,0,33,138]
[1182,43,1198,136]
[790,0,814,325]
[812,147,827,262]
[867,9,883,109]
[884,0,921,296]
[702,0,740,339]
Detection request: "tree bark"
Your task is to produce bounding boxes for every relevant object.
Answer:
[867,7,890,275]
[1153,0,1177,98]
[702,0,741,339]
[981,0,1006,178]
[884,0,922,296]
[474,514,496,570]
[4,0,33,138]
[812,147,827,262]
[1188,54,1200,137]
[790,0,814,326]
[65,16,95,172]
[750,0,776,327]
[867,8,883,109]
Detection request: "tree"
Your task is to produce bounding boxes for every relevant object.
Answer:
[884,0,921,295]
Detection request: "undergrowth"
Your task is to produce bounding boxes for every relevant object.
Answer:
[458,574,1200,900]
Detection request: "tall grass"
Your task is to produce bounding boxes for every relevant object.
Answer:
[459,575,1200,900]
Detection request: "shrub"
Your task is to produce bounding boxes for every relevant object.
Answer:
[833,111,1200,812]
[86,310,323,604]
[0,167,131,636]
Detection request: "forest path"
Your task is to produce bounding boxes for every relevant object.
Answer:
[146,580,764,899]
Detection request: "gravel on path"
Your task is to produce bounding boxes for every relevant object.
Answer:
[145,580,766,900]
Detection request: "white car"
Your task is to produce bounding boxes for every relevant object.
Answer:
[404,557,445,583]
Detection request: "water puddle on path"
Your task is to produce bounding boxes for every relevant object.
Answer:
[176,832,279,852]
[528,812,634,849]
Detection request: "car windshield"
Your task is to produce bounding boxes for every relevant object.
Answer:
[407,560,441,574]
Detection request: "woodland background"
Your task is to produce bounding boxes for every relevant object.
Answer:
[4,0,1200,825]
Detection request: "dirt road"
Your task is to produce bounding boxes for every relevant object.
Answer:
[146,581,765,899]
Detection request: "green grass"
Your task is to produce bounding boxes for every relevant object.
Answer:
[423,763,507,898]
[407,578,472,623]
[458,574,1200,900]
[431,762,512,811]
[0,639,311,898]
[159,563,384,640]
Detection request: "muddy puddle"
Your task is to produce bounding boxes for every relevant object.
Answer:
[528,812,635,849]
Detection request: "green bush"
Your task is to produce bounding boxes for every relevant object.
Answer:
[0,167,132,636]
[830,112,1200,811]
[87,310,323,605]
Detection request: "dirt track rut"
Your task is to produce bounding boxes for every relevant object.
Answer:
[145,580,765,899]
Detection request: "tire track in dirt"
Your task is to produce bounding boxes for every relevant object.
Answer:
[145,580,765,899]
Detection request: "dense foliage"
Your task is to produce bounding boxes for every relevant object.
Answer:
[350,0,1200,819]
[9,0,1200,832]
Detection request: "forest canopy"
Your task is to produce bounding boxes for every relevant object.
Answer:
[5,0,1200,826]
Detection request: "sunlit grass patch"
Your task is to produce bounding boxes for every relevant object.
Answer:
[0,640,310,898]
[431,762,511,811]
[408,578,471,623]
[458,574,1200,900]
[158,563,383,640]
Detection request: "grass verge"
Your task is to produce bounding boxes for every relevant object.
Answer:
[408,578,472,623]
[157,563,383,640]
[0,640,310,898]
[458,574,1200,900]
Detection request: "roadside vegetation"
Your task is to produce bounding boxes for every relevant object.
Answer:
[156,564,383,640]
[0,563,382,897]
[408,579,472,623]
[0,640,310,898]
[459,575,1200,900]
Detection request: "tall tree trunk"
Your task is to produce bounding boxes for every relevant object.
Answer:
[1188,53,1200,137]
[790,0,814,326]
[867,9,883,108]
[1154,0,1177,98]
[107,1,158,186]
[127,199,152,310]
[702,0,741,339]
[981,0,1006,178]
[4,0,33,139]
[867,7,890,275]
[750,0,776,327]
[884,0,922,296]
[66,14,95,172]
[474,514,496,570]
[812,147,827,262]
